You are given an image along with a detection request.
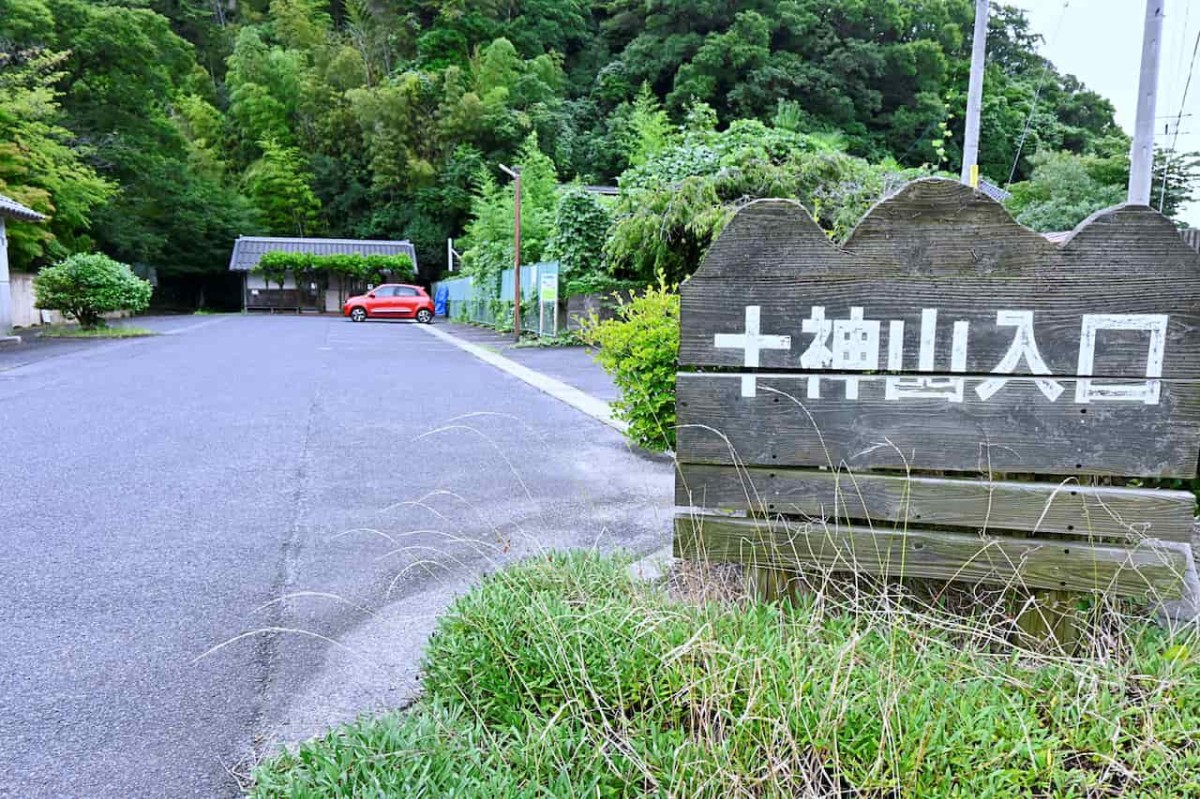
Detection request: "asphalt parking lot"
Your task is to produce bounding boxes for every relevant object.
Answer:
[0,314,672,797]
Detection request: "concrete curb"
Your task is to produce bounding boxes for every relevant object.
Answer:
[417,324,627,433]
[628,545,674,583]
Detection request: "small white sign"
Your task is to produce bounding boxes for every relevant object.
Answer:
[539,272,558,303]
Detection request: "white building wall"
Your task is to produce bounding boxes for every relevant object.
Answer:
[10,272,127,327]
[245,272,298,289]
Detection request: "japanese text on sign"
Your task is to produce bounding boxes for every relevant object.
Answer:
[715,305,1168,404]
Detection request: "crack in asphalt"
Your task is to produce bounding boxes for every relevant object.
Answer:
[247,324,330,771]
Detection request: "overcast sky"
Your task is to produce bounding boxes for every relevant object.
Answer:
[1012,0,1199,224]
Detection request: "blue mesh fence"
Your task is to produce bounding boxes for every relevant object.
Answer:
[433,262,560,336]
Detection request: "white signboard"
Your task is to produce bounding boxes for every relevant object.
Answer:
[539,272,558,303]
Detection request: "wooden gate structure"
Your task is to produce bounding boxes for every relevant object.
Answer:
[674,178,1199,604]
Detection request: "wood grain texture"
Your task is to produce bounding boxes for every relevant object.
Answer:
[673,179,1200,600]
[675,373,1200,478]
[675,464,1197,542]
[681,180,1200,379]
[682,280,1196,378]
[674,514,1189,598]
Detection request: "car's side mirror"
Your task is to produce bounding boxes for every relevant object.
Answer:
[367,292,376,299]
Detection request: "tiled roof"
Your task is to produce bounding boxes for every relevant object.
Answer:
[0,194,46,222]
[228,236,417,271]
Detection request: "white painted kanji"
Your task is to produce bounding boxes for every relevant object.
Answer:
[713,305,791,398]
[797,306,880,399]
[1075,314,1168,404]
[831,307,880,399]
[975,310,1064,402]
[885,309,970,402]
[798,306,833,398]
[712,306,1172,405]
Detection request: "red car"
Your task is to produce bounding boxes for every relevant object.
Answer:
[343,284,435,324]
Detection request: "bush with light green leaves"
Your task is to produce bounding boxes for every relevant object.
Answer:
[583,279,679,452]
[33,253,152,329]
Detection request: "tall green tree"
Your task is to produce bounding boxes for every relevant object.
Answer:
[1,0,1189,302]
[0,46,114,267]
[1006,144,1200,232]
[460,133,558,285]
[244,138,322,235]
[23,0,260,279]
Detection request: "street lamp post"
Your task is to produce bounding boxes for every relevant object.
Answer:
[499,163,522,341]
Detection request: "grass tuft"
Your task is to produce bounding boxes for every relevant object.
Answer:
[39,325,157,338]
[250,551,1200,798]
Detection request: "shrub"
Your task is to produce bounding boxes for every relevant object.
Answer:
[253,251,415,285]
[545,186,611,279]
[583,279,679,451]
[604,119,929,284]
[33,253,153,329]
[563,272,640,298]
[253,552,1200,798]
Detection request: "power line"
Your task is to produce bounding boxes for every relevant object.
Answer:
[1004,0,1072,189]
[1166,1,1192,109]
[1159,13,1200,211]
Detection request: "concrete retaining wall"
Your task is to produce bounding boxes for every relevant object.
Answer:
[565,290,634,331]
[10,272,129,328]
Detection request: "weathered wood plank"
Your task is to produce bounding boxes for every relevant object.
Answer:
[680,281,1199,379]
[1012,590,1085,654]
[675,373,1200,478]
[691,182,1199,283]
[675,465,1197,542]
[681,183,1200,379]
[673,514,1189,599]
[672,179,1200,607]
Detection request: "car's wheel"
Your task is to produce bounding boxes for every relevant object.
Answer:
[350,307,367,322]
[416,308,433,324]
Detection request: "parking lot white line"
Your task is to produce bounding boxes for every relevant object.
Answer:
[161,316,233,335]
[416,324,627,433]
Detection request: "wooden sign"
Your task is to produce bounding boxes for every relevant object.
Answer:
[674,179,1199,599]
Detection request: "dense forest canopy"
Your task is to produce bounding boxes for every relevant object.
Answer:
[1,0,1194,306]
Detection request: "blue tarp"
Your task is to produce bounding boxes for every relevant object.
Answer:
[434,284,449,316]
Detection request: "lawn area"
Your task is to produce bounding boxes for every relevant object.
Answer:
[249,553,1200,798]
[38,326,157,338]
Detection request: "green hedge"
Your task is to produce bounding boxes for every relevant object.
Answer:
[252,251,415,285]
[563,272,640,298]
[583,281,679,451]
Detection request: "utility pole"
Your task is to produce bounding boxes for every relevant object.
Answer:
[1129,0,1165,205]
[499,164,522,340]
[961,0,989,187]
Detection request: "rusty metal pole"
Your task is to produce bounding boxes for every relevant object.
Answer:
[513,167,522,340]
[499,163,522,340]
